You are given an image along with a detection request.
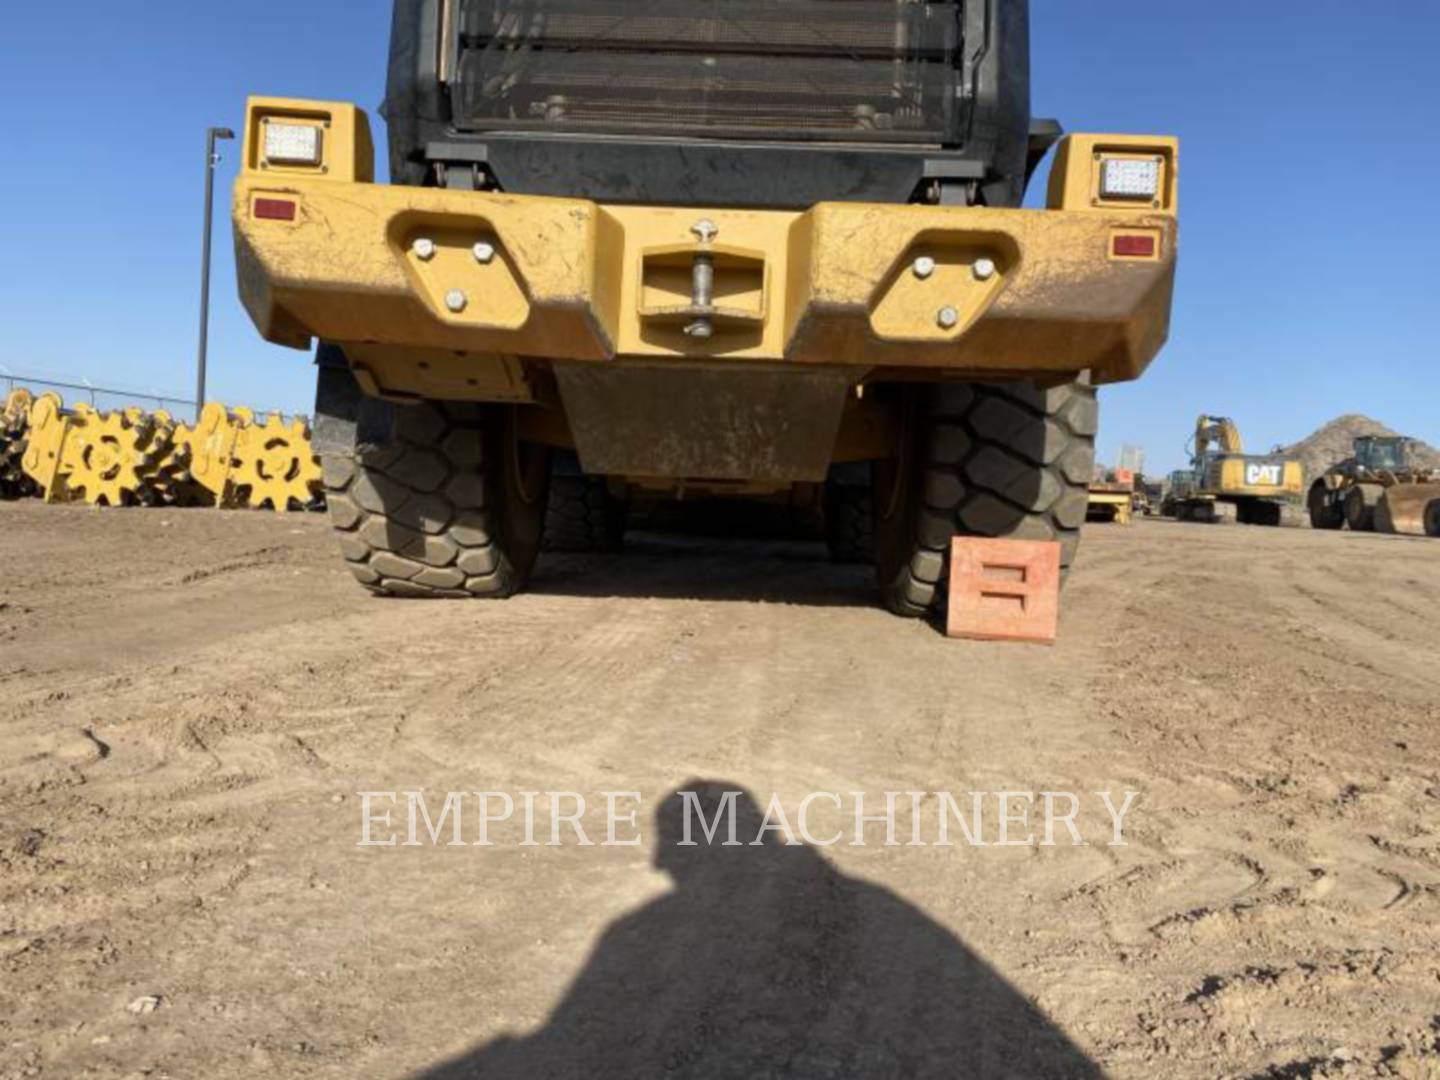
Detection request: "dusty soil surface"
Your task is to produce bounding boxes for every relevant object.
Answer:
[2,502,1438,1079]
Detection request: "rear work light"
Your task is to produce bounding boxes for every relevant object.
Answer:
[1099,158,1161,201]
[263,121,323,167]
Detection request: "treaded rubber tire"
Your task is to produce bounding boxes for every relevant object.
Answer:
[824,480,875,564]
[874,378,1096,618]
[1343,483,1381,533]
[1425,499,1440,538]
[543,472,627,553]
[322,401,550,598]
[1307,481,1344,530]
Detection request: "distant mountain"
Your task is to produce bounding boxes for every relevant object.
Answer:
[1280,414,1440,485]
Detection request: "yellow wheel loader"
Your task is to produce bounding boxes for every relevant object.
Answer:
[1169,416,1302,526]
[1309,436,1440,535]
[232,0,1179,613]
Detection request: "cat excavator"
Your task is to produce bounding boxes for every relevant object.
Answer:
[1170,415,1302,525]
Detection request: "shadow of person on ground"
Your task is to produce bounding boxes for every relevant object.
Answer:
[414,782,1099,1080]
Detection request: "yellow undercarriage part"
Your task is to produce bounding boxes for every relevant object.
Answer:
[234,98,1178,402]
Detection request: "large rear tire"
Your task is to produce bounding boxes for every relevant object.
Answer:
[1308,480,1344,530]
[873,378,1096,618]
[322,401,550,598]
[543,454,627,554]
[1343,483,1382,532]
[1425,499,1440,538]
[824,466,875,565]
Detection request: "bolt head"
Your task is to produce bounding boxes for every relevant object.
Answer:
[912,256,936,280]
[412,238,437,261]
[684,319,714,340]
[691,219,719,244]
[444,289,468,314]
[936,306,960,330]
[473,242,496,264]
[973,258,997,282]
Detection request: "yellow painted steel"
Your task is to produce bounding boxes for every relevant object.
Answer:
[1047,134,1179,214]
[60,409,154,506]
[1087,489,1133,525]
[13,391,322,513]
[184,402,249,507]
[232,412,324,511]
[2,388,32,425]
[1211,456,1304,500]
[241,98,374,184]
[1194,414,1244,455]
[1378,482,1440,537]
[233,97,1179,399]
[21,393,77,502]
[1190,415,1303,500]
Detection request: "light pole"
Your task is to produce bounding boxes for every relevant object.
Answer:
[197,126,235,420]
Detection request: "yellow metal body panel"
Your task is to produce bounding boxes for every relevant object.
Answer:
[1087,490,1133,525]
[1380,483,1440,537]
[234,98,1179,400]
[1047,134,1179,214]
[1207,457,1305,499]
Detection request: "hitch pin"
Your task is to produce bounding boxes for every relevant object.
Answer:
[685,219,719,340]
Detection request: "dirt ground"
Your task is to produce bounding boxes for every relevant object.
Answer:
[2,502,1437,1079]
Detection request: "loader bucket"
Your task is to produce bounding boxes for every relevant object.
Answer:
[1375,483,1440,536]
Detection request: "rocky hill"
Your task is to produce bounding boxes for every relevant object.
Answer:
[1281,414,1440,484]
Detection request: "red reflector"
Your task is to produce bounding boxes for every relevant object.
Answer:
[1113,234,1157,258]
[254,198,297,222]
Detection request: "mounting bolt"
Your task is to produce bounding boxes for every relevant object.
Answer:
[445,289,468,314]
[684,319,714,340]
[912,256,936,280]
[691,219,719,245]
[973,258,997,281]
[412,237,437,261]
[936,306,959,330]
[472,241,495,264]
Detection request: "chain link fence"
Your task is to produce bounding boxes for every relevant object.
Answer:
[0,369,306,425]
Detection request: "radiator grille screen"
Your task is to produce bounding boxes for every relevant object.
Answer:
[451,1,964,143]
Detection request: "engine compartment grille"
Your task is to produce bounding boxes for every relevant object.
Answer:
[451,0,965,143]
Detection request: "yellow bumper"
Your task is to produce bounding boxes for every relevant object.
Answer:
[234,99,1178,396]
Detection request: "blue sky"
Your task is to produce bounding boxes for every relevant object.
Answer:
[1,2,1436,472]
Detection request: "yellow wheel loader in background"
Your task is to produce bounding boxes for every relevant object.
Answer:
[232,0,1179,614]
[1308,436,1440,536]
[1167,416,1302,526]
